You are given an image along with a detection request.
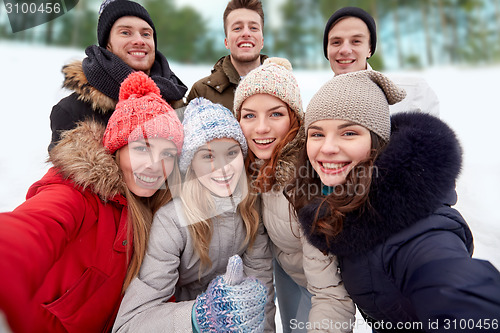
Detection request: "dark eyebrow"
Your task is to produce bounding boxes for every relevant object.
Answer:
[330,33,368,40]
[268,105,287,112]
[338,121,360,129]
[308,121,360,132]
[115,24,153,32]
[308,125,323,131]
[242,104,287,113]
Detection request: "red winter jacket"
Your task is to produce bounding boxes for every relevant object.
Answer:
[0,121,131,333]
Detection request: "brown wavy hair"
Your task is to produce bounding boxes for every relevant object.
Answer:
[239,107,300,193]
[288,131,386,247]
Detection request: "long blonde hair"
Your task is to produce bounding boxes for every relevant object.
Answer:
[180,161,259,274]
[118,154,181,291]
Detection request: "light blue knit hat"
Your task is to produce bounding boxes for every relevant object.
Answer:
[180,98,248,173]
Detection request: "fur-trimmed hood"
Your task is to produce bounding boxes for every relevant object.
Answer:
[298,112,463,256]
[62,60,116,113]
[275,122,306,187]
[48,120,125,201]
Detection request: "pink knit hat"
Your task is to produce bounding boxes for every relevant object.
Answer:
[103,71,183,154]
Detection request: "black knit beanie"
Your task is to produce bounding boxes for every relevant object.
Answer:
[97,0,157,49]
[323,6,376,59]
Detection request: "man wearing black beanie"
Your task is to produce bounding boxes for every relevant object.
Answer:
[323,6,376,75]
[48,0,188,151]
[323,6,440,116]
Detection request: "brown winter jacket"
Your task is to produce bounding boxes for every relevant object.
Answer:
[186,55,267,114]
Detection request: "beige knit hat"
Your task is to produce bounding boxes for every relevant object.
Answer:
[305,70,406,142]
[234,57,303,119]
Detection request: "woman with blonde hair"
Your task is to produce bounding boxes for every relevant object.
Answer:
[0,71,183,333]
[113,98,274,333]
[235,57,355,332]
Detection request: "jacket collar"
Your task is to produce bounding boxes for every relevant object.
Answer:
[206,55,269,92]
[298,112,463,256]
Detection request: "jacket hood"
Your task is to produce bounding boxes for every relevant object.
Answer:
[299,112,463,256]
[48,120,125,201]
[62,60,116,113]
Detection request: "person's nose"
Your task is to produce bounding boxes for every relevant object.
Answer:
[241,25,252,37]
[320,136,341,155]
[255,118,271,134]
[339,42,352,55]
[145,152,164,171]
[131,31,146,45]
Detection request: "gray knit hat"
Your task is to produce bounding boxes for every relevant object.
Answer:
[180,98,248,173]
[305,70,406,142]
[234,57,303,120]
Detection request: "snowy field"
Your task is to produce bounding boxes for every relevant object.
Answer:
[0,42,499,332]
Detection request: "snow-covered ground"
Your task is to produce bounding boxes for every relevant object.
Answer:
[1,42,499,332]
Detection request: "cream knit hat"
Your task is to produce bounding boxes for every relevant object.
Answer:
[233,57,303,119]
[305,70,406,142]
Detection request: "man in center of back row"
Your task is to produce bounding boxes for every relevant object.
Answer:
[186,0,267,114]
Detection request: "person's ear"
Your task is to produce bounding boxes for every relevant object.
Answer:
[224,38,229,50]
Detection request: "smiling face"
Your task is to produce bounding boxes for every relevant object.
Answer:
[118,138,177,197]
[107,16,155,73]
[239,93,291,161]
[191,138,244,197]
[327,17,372,75]
[224,8,264,66]
[307,119,372,186]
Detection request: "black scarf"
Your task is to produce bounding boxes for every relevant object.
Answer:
[82,45,187,102]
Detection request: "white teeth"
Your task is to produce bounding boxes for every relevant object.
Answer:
[322,162,348,169]
[240,43,253,48]
[213,175,232,182]
[130,52,145,56]
[136,174,159,183]
[254,139,274,144]
[338,60,354,64]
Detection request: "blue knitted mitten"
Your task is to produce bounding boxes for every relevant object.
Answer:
[194,255,267,332]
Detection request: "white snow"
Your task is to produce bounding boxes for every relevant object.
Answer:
[0,42,499,332]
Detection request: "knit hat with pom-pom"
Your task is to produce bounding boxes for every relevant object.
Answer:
[233,57,303,120]
[180,98,247,173]
[103,71,183,154]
